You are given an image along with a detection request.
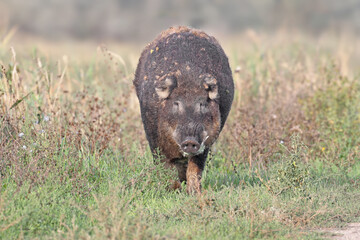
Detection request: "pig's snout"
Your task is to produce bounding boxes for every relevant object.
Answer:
[180,138,200,154]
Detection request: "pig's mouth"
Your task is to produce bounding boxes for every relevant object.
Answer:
[179,136,209,158]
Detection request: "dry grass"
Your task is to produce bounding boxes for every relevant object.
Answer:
[0,31,360,239]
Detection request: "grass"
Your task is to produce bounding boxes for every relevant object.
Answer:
[1,31,360,239]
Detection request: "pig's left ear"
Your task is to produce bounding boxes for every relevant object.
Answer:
[155,75,177,99]
[202,74,218,100]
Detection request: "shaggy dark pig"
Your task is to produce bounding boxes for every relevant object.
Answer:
[133,26,234,194]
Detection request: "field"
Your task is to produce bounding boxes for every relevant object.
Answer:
[1,31,360,239]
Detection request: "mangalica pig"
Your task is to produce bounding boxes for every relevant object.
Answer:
[133,26,234,194]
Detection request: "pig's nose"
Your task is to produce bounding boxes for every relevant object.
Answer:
[181,139,200,154]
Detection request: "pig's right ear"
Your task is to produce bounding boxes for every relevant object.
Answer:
[202,74,218,100]
[155,76,177,99]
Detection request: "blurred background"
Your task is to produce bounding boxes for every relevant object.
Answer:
[1,0,360,42]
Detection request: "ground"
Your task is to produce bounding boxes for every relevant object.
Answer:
[0,31,360,239]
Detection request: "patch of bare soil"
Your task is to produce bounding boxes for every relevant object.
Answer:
[319,223,360,239]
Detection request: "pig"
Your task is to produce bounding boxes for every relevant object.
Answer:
[133,26,234,194]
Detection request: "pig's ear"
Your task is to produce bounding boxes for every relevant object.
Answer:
[155,76,177,99]
[202,74,218,100]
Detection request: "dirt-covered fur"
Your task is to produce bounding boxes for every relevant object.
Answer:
[134,26,234,194]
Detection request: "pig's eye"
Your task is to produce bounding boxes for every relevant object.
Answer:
[173,101,182,113]
[199,102,209,114]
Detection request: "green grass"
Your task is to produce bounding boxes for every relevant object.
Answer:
[1,137,359,239]
[1,32,360,239]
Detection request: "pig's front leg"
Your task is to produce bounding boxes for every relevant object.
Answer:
[186,156,205,195]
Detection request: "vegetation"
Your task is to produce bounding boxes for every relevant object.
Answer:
[1,31,360,239]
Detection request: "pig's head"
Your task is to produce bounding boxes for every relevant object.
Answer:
[155,70,221,158]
